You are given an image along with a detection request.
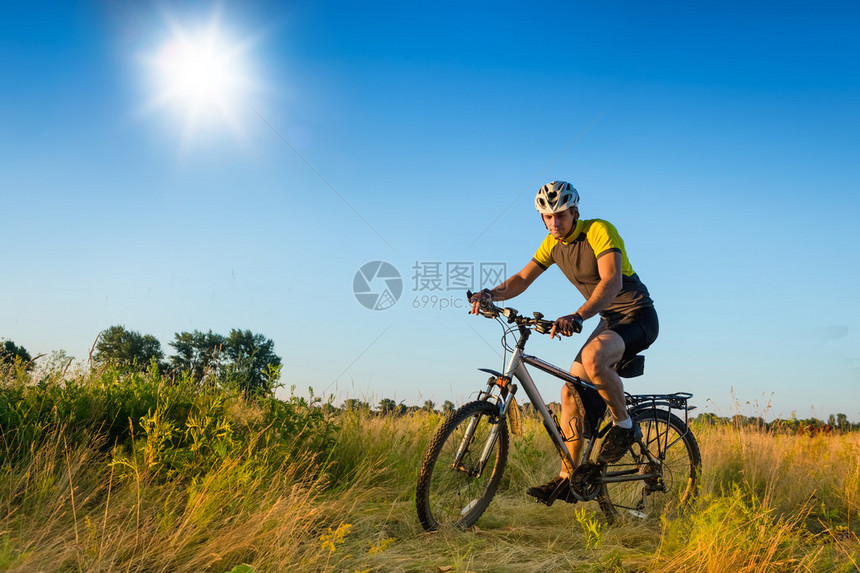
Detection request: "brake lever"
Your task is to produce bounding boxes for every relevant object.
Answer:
[534,319,558,336]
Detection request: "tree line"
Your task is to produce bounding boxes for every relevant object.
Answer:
[332,398,457,416]
[323,400,857,430]
[6,338,856,427]
[1,325,282,396]
[693,412,858,433]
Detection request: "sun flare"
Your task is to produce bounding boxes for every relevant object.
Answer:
[140,9,258,143]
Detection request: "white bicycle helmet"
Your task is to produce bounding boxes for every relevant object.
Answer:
[535,181,579,214]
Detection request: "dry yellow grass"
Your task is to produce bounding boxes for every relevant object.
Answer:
[315,414,860,572]
[2,378,858,572]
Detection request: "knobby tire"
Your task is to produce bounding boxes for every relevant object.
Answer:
[416,400,509,531]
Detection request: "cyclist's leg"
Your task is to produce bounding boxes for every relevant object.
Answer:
[558,373,588,477]
[580,331,640,463]
[585,309,660,463]
[557,319,610,475]
[586,307,659,423]
[579,331,627,423]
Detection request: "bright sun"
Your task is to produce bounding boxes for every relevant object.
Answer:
[141,9,258,143]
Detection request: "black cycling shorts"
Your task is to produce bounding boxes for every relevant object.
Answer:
[574,305,659,365]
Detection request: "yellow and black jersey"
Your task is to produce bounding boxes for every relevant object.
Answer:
[532,218,654,323]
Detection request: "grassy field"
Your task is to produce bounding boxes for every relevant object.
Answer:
[1,363,858,572]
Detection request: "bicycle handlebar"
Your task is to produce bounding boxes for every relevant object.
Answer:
[466,290,556,335]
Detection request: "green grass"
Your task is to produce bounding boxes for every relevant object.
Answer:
[1,362,858,572]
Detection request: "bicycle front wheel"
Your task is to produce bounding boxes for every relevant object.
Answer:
[416,400,509,531]
[597,409,700,520]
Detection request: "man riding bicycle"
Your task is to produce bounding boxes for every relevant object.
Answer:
[469,181,658,505]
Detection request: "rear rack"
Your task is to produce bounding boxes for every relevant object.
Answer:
[626,392,696,428]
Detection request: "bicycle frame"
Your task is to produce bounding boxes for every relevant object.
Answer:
[461,323,691,496]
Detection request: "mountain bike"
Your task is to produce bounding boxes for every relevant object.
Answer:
[415,293,701,531]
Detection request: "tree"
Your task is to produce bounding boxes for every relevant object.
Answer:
[378,398,396,414]
[423,400,436,413]
[169,330,226,381]
[93,326,164,371]
[1,340,33,369]
[169,329,281,396]
[342,399,369,412]
[442,400,455,415]
[222,329,282,395]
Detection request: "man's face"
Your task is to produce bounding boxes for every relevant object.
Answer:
[541,207,577,239]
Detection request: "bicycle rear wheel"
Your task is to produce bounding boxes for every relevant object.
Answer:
[597,409,700,520]
[416,400,508,531]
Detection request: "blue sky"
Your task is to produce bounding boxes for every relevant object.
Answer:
[2,1,858,421]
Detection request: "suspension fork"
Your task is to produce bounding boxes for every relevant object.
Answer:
[472,376,520,476]
[452,350,522,476]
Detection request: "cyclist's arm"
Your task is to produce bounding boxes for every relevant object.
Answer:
[490,260,544,301]
[575,251,623,320]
